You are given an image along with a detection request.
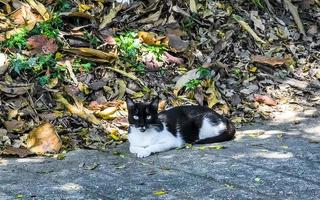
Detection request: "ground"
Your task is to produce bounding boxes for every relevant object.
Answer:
[1,107,319,200]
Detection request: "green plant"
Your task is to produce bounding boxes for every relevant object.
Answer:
[32,14,63,38]
[144,45,167,61]
[10,54,61,86]
[232,67,243,78]
[38,75,50,86]
[11,55,30,73]
[115,31,145,73]
[250,0,266,9]
[55,0,72,12]
[84,31,101,47]
[73,59,94,72]
[4,29,28,49]
[197,67,211,79]
[185,79,201,91]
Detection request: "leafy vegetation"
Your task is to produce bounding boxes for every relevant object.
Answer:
[84,31,101,47]
[185,79,202,91]
[31,15,63,38]
[2,29,28,49]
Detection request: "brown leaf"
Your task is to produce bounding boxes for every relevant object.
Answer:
[163,52,184,64]
[251,55,286,67]
[26,122,62,154]
[254,95,277,106]
[167,34,189,52]
[1,147,34,158]
[99,5,122,30]
[54,93,101,125]
[63,48,117,62]
[27,35,58,55]
[26,0,50,20]
[283,0,306,36]
[0,53,9,75]
[138,31,157,45]
[0,82,33,97]
[3,120,26,133]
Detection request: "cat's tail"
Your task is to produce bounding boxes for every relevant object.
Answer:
[194,119,236,144]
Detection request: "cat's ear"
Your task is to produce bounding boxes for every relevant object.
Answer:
[150,96,159,110]
[126,96,135,110]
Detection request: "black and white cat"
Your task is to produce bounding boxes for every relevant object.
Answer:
[126,97,236,158]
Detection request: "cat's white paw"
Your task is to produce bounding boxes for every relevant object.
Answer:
[130,146,143,154]
[136,149,151,158]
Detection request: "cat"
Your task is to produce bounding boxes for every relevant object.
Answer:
[126,97,236,158]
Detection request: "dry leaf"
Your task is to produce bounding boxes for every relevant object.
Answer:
[63,48,117,62]
[233,14,266,44]
[251,55,286,66]
[206,81,220,108]
[99,5,122,30]
[254,95,277,106]
[174,69,200,92]
[189,0,197,13]
[27,35,58,55]
[54,93,101,125]
[0,53,9,75]
[3,120,26,132]
[167,34,189,52]
[138,31,157,45]
[1,147,34,158]
[283,0,306,36]
[26,122,62,154]
[25,0,50,20]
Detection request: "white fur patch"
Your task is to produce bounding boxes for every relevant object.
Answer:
[128,124,184,158]
[199,118,226,140]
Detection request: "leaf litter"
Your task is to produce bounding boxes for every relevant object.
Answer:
[0,0,319,156]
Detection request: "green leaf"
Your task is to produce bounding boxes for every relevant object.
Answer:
[15,194,24,199]
[153,189,167,196]
[254,177,262,183]
[208,145,226,150]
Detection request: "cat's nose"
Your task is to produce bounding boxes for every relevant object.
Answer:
[140,126,146,132]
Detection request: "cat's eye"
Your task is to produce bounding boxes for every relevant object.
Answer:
[146,115,152,120]
[133,115,139,120]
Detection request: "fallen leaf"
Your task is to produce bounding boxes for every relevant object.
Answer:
[1,147,34,158]
[79,4,92,12]
[153,189,167,196]
[0,53,9,75]
[283,0,306,36]
[27,35,58,55]
[63,48,117,62]
[189,0,197,13]
[3,120,26,133]
[0,82,33,97]
[26,0,50,20]
[175,69,200,92]
[206,81,220,108]
[254,177,262,183]
[138,31,157,45]
[233,14,266,44]
[208,145,226,150]
[251,55,286,67]
[254,95,277,106]
[163,52,184,64]
[26,122,62,154]
[167,34,189,52]
[250,11,265,32]
[54,93,101,125]
[99,5,122,30]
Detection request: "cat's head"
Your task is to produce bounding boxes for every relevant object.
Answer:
[126,97,160,132]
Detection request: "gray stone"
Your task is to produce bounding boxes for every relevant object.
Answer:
[0,109,319,199]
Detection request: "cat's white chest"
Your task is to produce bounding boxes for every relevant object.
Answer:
[128,126,183,148]
[128,127,159,147]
